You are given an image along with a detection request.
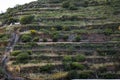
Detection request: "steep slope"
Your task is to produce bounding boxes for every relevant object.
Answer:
[0,0,120,80]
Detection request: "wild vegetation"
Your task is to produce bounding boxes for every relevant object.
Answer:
[0,0,120,80]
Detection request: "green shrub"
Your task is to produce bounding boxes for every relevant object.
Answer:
[27,42,38,47]
[61,15,69,21]
[99,73,118,79]
[27,50,32,55]
[63,62,72,71]
[16,52,29,63]
[52,34,59,42]
[55,26,62,31]
[21,34,32,42]
[71,62,85,70]
[62,1,78,10]
[63,62,85,70]
[30,30,37,35]
[68,70,79,79]
[63,35,68,41]
[68,4,78,10]
[33,37,39,42]
[104,29,113,35]
[40,64,54,73]
[6,17,19,24]
[74,35,81,42]
[20,15,34,24]
[43,38,48,42]
[0,34,9,40]
[74,54,86,62]
[62,1,70,8]
[62,26,70,31]
[63,56,72,62]
[79,71,93,79]
[11,50,21,56]
[70,15,78,21]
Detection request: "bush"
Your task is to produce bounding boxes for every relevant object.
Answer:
[6,17,19,24]
[63,35,68,41]
[20,15,34,24]
[104,28,113,35]
[11,50,21,56]
[30,30,37,35]
[62,26,70,31]
[99,73,118,79]
[43,38,48,42]
[71,62,85,70]
[16,52,29,63]
[55,26,62,31]
[33,37,39,42]
[79,71,93,79]
[62,1,70,8]
[63,56,72,62]
[52,35,59,42]
[68,70,79,79]
[74,54,86,62]
[68,4,78,10]
[62,1,78,10]
[21,34,32,42]
[74,35,81,42]
[63,62,72,71]
[40,64,54,73]
[63,61,85,70]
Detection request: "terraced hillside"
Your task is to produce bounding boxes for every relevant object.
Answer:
[0,0,120,80]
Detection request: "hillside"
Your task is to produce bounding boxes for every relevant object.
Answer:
[0,0,120,80]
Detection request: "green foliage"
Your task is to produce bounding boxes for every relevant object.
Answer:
[99,73,118,79]
[20,15,35,24]
[52,33,60,42]
[62,26,70,31]
[68,70,79,79]
[6,17,18,24]
[0,34,9,41]
[33,37,39,42]
[43,38,48,42]
[63,56,72,62]
[40,64,54,73]
[68,4,78,10]
[63,62,85,70]
[74,35,81,42]
[30,30,37,35]
[74,54,86,62]
[62,35,68,41]
[62,1,70,8]
[11,50,21,56]
[71,62,85,70]
[104,28,113,35]
[16,52,29,63]
[62,1,78,10]
[21,34,32,42]
[79,71,93,79]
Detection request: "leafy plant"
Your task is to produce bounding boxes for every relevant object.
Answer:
[20,15,35,24]
[16,52,29,63]
[33,37,39,42]
[21,34,32,42]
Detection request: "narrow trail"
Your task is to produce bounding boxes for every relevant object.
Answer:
[1,28,25,80]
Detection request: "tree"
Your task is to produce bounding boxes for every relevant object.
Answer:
[20,15,35,24]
